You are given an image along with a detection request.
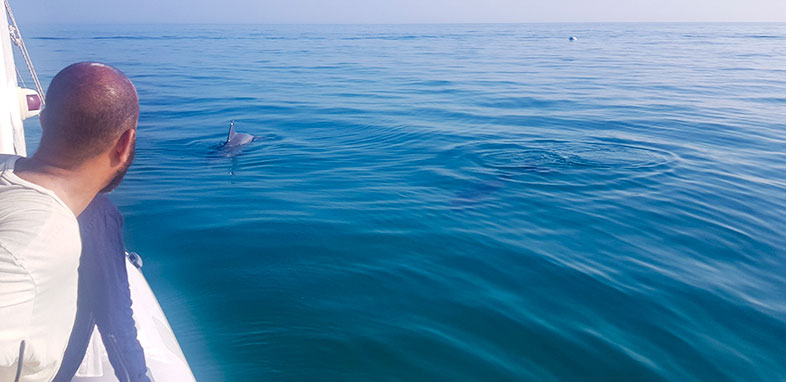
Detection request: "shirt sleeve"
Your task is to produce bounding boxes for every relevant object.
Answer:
[52,307,95,382]
[82,196,151,382]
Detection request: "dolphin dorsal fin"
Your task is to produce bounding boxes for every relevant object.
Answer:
[227,120,236,143]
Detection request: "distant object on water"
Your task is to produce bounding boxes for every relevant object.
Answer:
[569,36,578,41]
[225,120,254,148]
[210,120,256,159]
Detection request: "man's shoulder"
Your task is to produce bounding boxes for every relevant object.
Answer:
[0,183,78,254]
[0,180,63,215]
[0,155,68,217]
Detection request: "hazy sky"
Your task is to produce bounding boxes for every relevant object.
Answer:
[11,0,786,24]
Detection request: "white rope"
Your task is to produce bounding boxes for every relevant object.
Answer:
[14,65,25,87]
[5,0,45,106]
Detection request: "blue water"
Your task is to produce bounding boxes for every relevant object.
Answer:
[20,23,786,381]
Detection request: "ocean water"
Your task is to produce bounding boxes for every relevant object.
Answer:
[19,23,786,381]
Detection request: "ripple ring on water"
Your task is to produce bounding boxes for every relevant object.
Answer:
[456,139,678,187]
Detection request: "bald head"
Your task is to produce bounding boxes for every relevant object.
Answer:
[40,62,139,164]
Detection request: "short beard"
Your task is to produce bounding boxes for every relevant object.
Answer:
[101,141,135,194]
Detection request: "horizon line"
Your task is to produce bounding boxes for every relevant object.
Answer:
[19,20,786,26]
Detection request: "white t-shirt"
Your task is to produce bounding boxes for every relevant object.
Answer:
[0,154,81,382]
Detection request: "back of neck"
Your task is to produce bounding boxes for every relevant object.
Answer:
[13,155,99,216]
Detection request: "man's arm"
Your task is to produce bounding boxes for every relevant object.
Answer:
[52,306,96,382]
[82,196,151,382]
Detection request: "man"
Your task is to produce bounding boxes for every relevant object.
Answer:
[54,194,151,382]
[0,62,138,382]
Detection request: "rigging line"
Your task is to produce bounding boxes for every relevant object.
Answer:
[4,0,45,106]
[15,65,26,87]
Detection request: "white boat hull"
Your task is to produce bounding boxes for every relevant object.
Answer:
[71,258,196,382]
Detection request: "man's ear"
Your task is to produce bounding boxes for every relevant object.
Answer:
[111,128,136,166]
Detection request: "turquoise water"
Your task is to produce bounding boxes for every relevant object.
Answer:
[21,23,786,381]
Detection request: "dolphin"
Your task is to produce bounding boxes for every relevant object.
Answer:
[452,179,505,206]
[450,175,517,207]
[225,120,254,148]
